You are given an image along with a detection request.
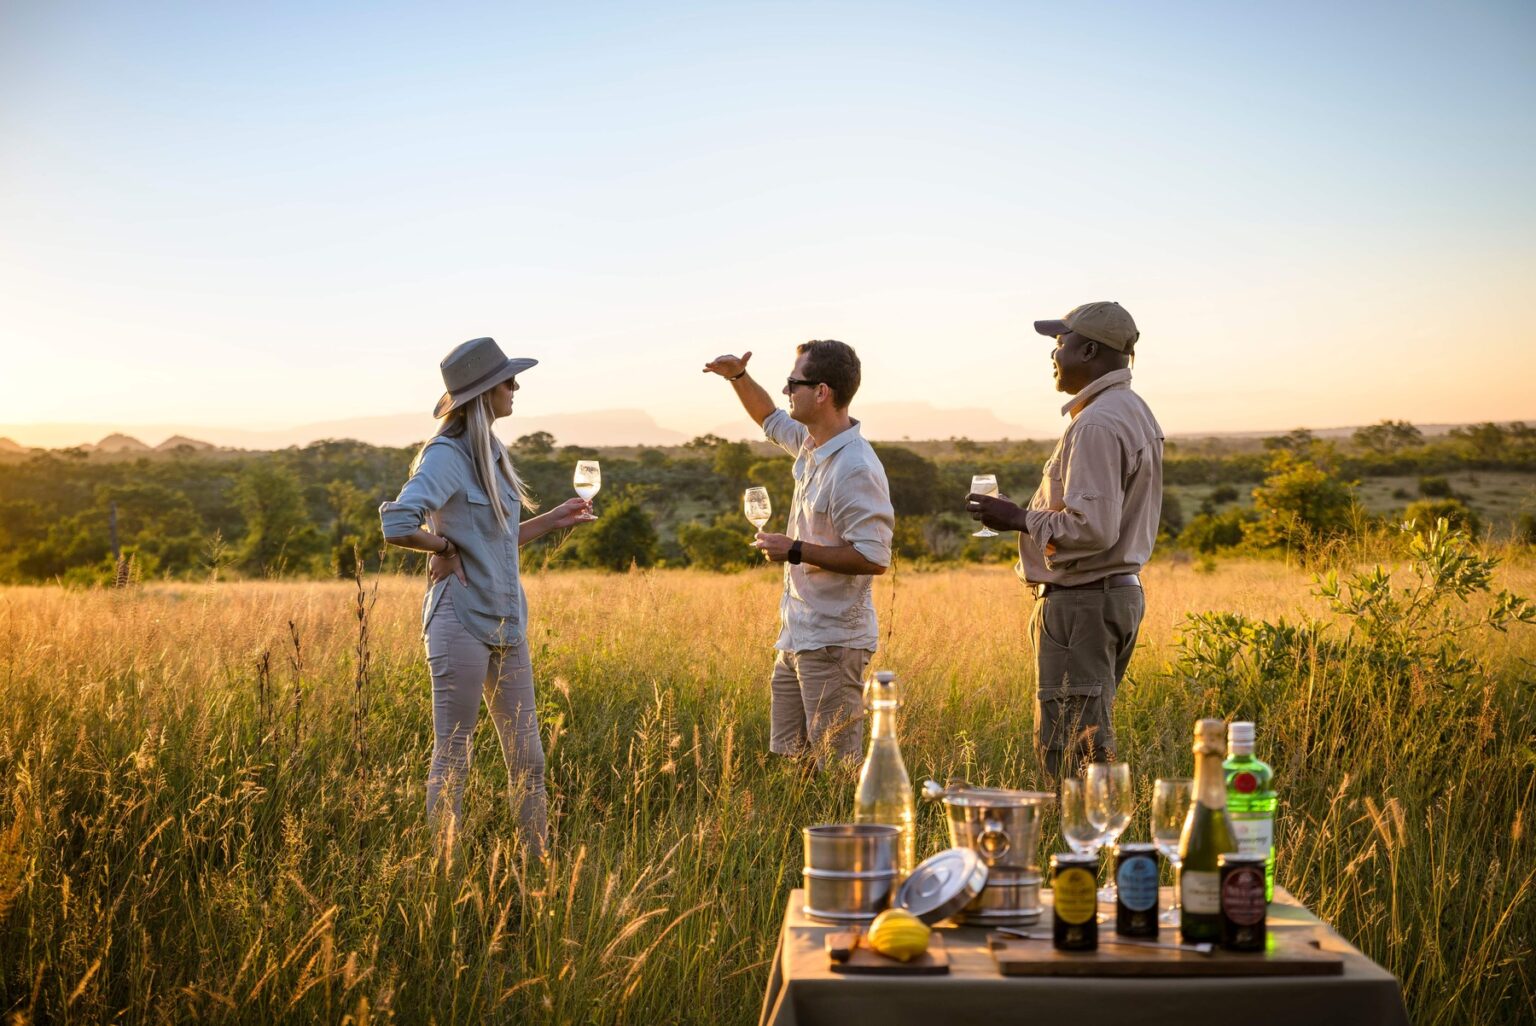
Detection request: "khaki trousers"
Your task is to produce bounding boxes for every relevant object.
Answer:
[1030,584,1144,781]
[768,647,872,765]
[425,590,547,855]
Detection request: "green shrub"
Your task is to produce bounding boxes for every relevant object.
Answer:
[1402,498,1481,537]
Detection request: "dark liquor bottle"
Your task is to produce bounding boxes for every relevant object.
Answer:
[1179,718,1239,943]
[1224,721,1277,902]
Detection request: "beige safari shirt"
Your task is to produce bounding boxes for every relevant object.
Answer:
[1017,369,1164,586]
[762,409,895,653]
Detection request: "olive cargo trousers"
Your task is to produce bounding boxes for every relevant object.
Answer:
[1030,584,1144,780]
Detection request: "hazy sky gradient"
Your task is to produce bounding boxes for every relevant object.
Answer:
[3,1,1533,442]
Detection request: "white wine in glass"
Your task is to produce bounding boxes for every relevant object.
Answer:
[743,487,771,530]
[573,461,601,519]
[971,473,1000,538]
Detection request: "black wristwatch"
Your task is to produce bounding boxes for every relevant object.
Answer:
[787,540,803,565]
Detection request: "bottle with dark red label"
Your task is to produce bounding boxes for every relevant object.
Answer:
[1114,843,1159,938]
[1219,853,1268,952]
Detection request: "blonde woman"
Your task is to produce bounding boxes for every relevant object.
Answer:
[380,337,592,856]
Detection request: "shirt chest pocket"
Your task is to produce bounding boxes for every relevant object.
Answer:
[805,481,838,541]
[1043,456,1064,497]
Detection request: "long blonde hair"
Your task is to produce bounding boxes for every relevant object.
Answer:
[412,391,537,529]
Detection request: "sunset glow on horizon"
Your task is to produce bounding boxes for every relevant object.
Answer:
[2,1,1533,446]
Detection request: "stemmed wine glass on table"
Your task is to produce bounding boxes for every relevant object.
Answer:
[1087,762,1134,901]
[573,461,601,520]
[1059,777,1105,858]
[1152,777,1193,924]
[970,474,1000,537]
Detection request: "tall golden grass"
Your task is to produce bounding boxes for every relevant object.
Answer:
[1,556,1533,1024]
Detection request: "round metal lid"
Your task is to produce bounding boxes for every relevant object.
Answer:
[893,848,989,925]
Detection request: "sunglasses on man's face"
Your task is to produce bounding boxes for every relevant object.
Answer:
[786,377,822,390]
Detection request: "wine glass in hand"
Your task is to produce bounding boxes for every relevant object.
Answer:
[743,487,771,530]
[573,461,601,520]
[970,474,1000,537]
[1152,777,1193,923]
[1087,762,1134,901]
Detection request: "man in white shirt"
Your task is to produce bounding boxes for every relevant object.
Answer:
[704,340,895,765]
[967,302,1163,780]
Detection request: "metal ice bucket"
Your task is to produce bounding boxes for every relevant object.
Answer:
[921,780,1054,872]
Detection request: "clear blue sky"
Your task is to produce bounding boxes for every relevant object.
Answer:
[2,0,1533,442]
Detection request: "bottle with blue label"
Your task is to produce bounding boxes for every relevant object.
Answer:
[1114,842,1160,937]
[1224,721,1277,903]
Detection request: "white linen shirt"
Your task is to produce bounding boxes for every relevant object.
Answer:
[762,409,895,653]
[1016,369,1164,586]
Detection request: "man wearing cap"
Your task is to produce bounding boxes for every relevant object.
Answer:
[703,341,895,767]
[966,302,1163,780]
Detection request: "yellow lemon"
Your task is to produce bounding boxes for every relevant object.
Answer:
[867,908,931,962]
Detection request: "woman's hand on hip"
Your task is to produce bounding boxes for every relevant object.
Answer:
[429,550,467,585]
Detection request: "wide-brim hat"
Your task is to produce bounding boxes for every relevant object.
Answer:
[1033,301,1139,353]
[433,337,538,419]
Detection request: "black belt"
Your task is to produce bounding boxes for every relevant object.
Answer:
[1033,573,1141,598]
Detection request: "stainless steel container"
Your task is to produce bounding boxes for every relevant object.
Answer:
[921,780,1053,924]
[958,868,1044,925]
[801,824,900,922]
[923,780,1054,872]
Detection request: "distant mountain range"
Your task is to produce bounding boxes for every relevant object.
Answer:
[0,410,1505,453]
[0,403,1039,450]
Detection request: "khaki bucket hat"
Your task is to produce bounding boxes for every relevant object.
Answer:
[1034,301,1140,353]
[433,337,538,419]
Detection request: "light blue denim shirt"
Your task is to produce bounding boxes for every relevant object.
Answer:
[762,409,894,653]
[379,433,527,647]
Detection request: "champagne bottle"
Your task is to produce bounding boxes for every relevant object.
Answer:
[1225,721,1277,902]
[1178,718,1239,943]
[853,670,915,875]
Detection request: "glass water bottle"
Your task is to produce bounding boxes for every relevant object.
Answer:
[853,670,916,876]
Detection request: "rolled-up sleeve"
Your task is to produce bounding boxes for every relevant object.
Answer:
[1023,426,1124,569]
[379,442,462,539]
[762,408,808,457]
[830,466,894,567]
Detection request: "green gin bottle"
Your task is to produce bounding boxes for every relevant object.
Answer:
[1224,721,1277,902]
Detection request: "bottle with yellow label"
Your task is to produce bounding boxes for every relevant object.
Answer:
[1052,852,1099,951]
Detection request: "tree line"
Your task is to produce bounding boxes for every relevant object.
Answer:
[1,421,1532,584]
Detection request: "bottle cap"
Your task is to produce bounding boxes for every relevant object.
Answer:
[865,670,900,709]
[1193,718,1225,753]
[1228,721,1255,752]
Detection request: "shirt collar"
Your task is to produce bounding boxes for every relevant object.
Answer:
[807,419,864,463]
[1061,368,1133,417]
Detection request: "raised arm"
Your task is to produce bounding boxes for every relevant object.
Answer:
[703,351,777,427]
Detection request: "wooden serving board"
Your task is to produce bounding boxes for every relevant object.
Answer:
[988,932,1344,977]
[827,933,951,975]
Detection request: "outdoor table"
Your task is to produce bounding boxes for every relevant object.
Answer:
[759,887,1409,1026]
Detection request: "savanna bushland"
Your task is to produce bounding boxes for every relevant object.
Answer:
[2,420,1535,1024]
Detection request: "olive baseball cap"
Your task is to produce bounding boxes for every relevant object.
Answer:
[1033,301,1139,353]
